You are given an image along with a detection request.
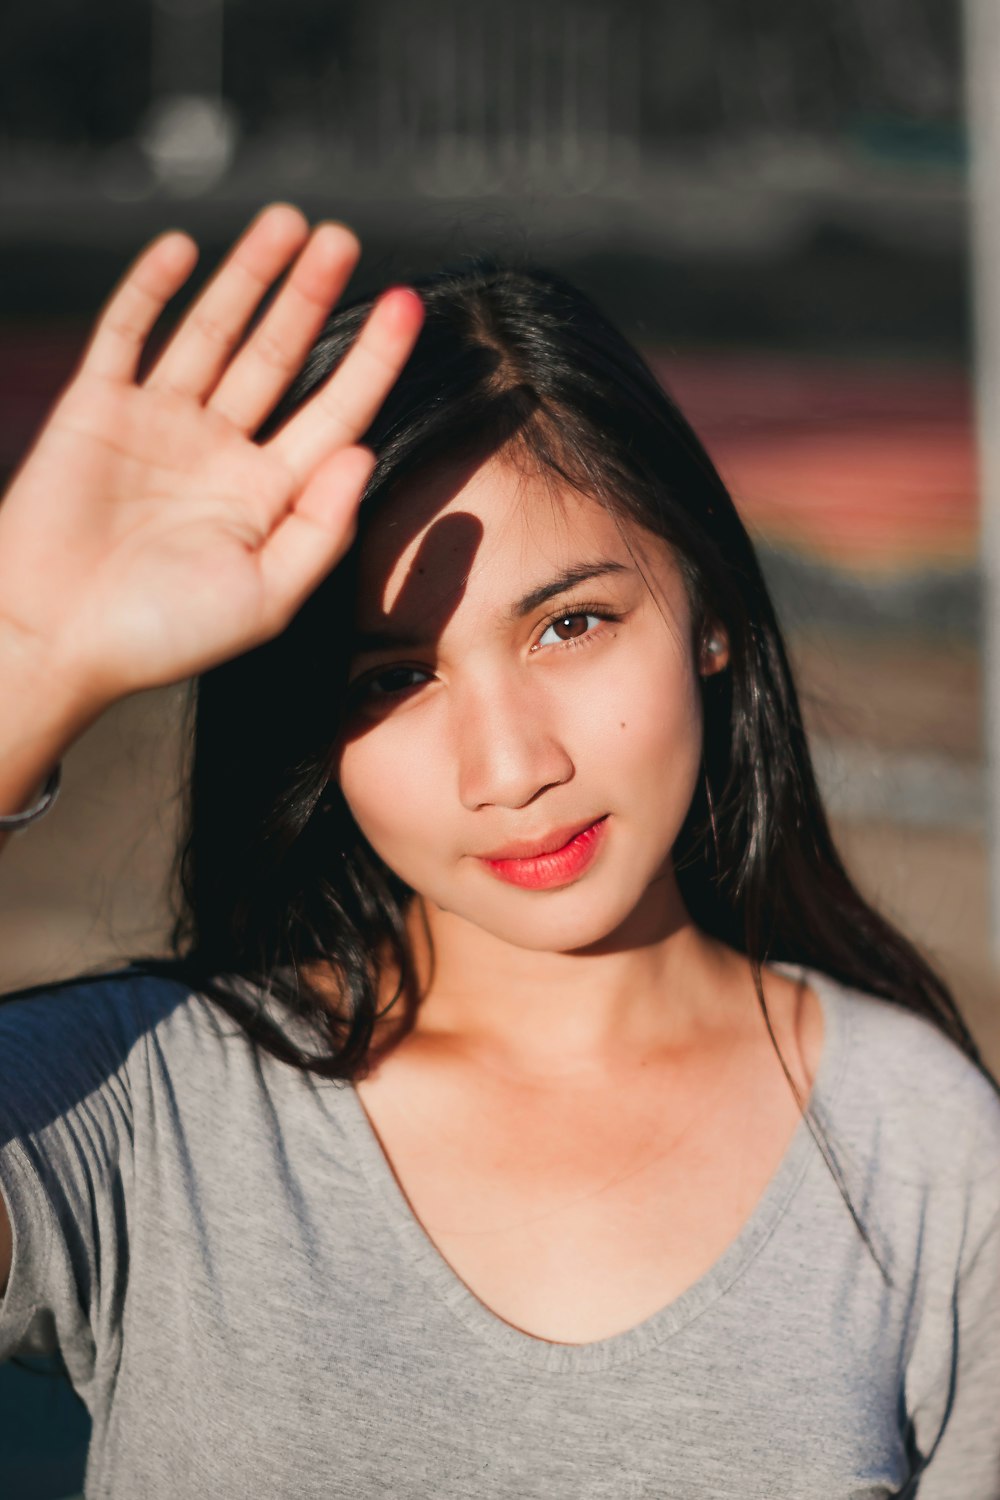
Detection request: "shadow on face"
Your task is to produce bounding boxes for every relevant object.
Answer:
[335,451,491,752]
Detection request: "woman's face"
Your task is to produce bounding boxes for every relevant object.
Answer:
[334,454,726,954]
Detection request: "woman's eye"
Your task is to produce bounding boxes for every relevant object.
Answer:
[356,666,430,699]
[536,612,603,648]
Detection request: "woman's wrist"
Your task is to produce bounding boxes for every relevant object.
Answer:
[0,618,110,817]
[0,762,61,829]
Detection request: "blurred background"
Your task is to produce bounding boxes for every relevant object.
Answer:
[0,1,994,1494]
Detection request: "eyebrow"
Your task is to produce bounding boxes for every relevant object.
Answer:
[351,561,630,655]
[509,560,630,619]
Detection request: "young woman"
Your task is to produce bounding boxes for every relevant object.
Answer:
[0,203,998,1498]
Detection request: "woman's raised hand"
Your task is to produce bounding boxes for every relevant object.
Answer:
[0,204,423,715]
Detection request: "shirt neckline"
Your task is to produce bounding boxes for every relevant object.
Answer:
[332,964,852,1372]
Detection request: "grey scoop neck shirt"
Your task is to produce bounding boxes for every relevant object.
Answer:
[0,965,999,1496]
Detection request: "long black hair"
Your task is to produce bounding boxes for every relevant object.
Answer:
[162,257,984,1089]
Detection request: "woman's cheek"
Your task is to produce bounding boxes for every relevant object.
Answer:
[611,663,704,856]
[604,638,702,757]
[336,716,438,853]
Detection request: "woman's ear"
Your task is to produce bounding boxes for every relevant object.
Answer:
[698,621,730,676]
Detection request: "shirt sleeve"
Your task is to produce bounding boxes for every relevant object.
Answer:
[0,974,151,1394]
[907,1113,1000,1496]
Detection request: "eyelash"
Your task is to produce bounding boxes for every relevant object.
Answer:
[351,602,621,702]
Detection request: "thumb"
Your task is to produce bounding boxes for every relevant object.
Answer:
[256,444,375,634]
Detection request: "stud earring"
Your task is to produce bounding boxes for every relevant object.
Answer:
[699,629,729,678]
[701,633,726,671]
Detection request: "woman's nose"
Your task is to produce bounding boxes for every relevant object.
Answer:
[452,675,574,811]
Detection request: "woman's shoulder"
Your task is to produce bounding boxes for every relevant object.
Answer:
[2,963,201,1024]
[806,965,1000,1191]
[0,965,248,1080]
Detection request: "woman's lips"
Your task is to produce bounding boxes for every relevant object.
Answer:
[478,816,609,890]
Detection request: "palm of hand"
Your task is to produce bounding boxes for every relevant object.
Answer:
[1,380,292,686]
[0,206,423,706]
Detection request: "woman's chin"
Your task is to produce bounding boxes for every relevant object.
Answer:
[446,883,677,956]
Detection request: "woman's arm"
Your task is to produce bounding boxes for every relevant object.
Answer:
[0,203,422,822]
[0,203,423,1286]
[0,624,99,854]
[909,1199,1000,1494]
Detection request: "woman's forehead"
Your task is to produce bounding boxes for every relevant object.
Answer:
[355,456,644,620]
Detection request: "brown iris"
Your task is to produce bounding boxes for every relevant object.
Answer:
[550,613,590,640]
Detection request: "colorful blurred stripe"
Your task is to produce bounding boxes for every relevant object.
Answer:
[652,353,977,574]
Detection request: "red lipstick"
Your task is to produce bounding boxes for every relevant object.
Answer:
[479,816,609,890]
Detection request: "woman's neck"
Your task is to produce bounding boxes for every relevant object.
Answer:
[393,890,758,1082]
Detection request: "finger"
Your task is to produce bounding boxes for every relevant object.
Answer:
[78,232,199,383]
[255,446,376,635]
[208,222,361,433]
[268,287,424,485]
[145,203,310,400]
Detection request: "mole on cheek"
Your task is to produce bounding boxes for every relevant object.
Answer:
[620,722,626,729]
